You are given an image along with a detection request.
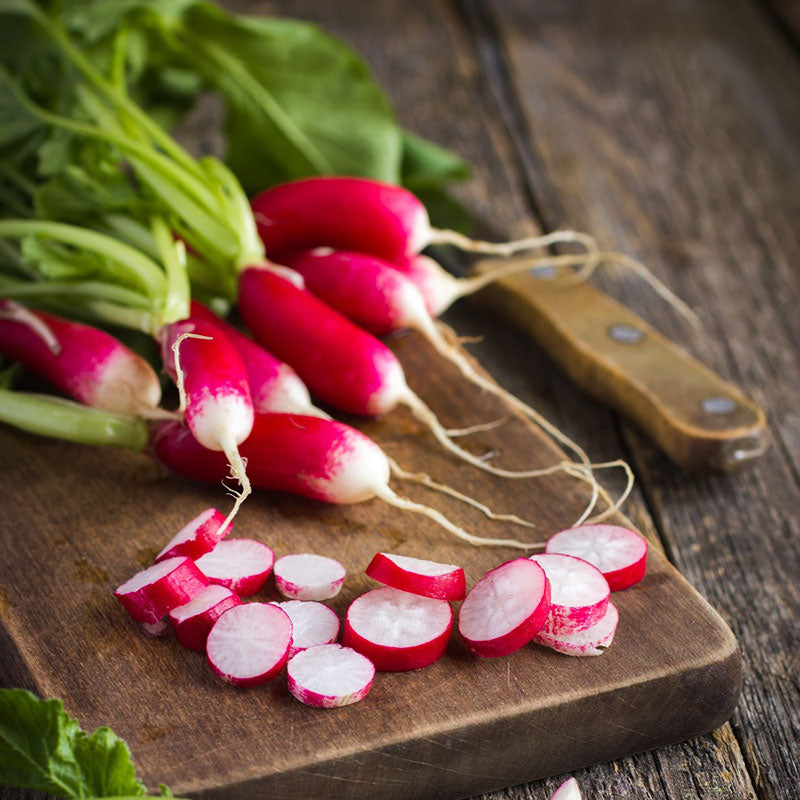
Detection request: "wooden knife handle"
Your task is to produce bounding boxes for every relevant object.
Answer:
[478,264,768,471]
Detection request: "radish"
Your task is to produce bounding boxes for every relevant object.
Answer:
[528,553,610,634]
[194,539,274,597]
[548,778,583,800]
[169,584,242,651]
[155,507,231,562]
[365,552,466,601]
[114,556,209,624]
[206,602,293,687]
[270,600,340,658]
[458,558,551,658]
[545,524,648,591]
[139,618,170,637]
[286,644,375,708]
[342,587,453,671]
[273,554,346,601]
[534,602,618,657]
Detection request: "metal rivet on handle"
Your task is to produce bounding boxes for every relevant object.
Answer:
[608,324,644,344]
[530,265,558,279]
[701,396,737,415]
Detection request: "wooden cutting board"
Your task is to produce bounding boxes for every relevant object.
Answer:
[0,328,740,800]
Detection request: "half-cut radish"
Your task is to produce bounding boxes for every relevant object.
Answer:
[365,552,466,601]
[342,587,452,671]
[529,554,609,634]
[548,777,583,800]
[546,524,648,591]
[273,553,346,601]
[458,558,550,658]
[139,619,170,637]
[287,644,375,708]
[169,584,242,651]
[271,600,340,658]
[194,539,274,597]
[155,508,231,562]
[114,556,209,624]
[534,602,619,657]
[206,603,292,687]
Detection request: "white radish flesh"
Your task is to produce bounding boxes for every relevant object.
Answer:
[365,552,466,601]
[194,538,274,597]
[139,619,170,637]
[547,777,583,800]
[169,584,242,651]
[534,602,619,657]
[273,553,346,601]
[287,644,375,708]
[271,600,340,658]
[155,507,231,562]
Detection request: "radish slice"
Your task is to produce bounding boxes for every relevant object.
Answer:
[534,602,619,657]
[529,553,610,634]
[365,552,466,601]
[273,554,346,601]
[139,619,170,637]
[169,585,242,651]
[458,558,550,658]
[271,601,340,658]
[206,603,293,687]
[287,644,375,708]
[114,556,209,624]
[546,524,648,591]
[155,508,231,562]
[342,587,452,672]
[194,539,274,597]
[548,777,583,800]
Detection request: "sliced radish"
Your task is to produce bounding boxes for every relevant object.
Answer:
[458,558,550,658]
[529,553,610,635]
[194,539,274,597]
[114,556,209,624]
[206,603,292,687]
[139,618,170,637]
[546,524,648,591]
[365,552,466,601]
[548,777,583,800]
[271,600,340,658]
[287,644,375,708]
[342,587,452,672]
[155,508,231,562]
[273,553,346,601]
[169,585,242,651]
[534,602,619,657]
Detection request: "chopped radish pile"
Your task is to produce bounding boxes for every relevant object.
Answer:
[206,603,292,687]
[155,508,231,562]
[548,777,583,800]
[114,556,209,624]
[546,524,648,591]
[194,538,274,597]
[535,602,619,657]
[169,585,242,651]
[271,600,340,658]
[139,618,170,637]
[458,558,550,658]
[365,552,466,600]
[273,553,346,600]
[287,644,375,708]
[529,554,610,635]
[342,587,452,672]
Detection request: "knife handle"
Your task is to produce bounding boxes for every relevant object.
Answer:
[478,265,768,471]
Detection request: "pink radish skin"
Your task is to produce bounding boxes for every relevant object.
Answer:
[287,644,375,708]
[342,587,452,672]
[546,524,648,591]
[114,556,209,624]
[194,538,274,597]
[390,254,457,318]
[534,602,619,657]
[0,300,161,415]
[139,619,170,637]
[365,552,466,601]
[548,778,583,800]
[271,600,340,658]
[206,602,292,687]
[273,553,346,601]
[169,584,242,651]
[529,553,610,635]
[155,507,231,562]
[458,558,551,658]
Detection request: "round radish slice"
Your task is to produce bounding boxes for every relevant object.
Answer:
[271,600,340,658]
[458,558,550,658]
[194,539,274,597]
[287,644,375,708]
[548,777,583,800]
[169,585,242,651]
[365,552,466,601]
[139,618,170,637]
[206,602,292,687]
[114,556,209,624]
[155,508,231,562]
[342,587,452,672]
[529,553,610,635]
[273,553,346,601]
[545,524,648,591]
[534,602,619,657]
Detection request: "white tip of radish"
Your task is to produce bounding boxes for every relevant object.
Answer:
[139,618,170,637]
[365,552,466,601]
[194,539,274,597]
[188,391,255,452]
[271,600,340,658]
[155,508,231,562]
[287,644,375,708]
[169,584,242,651]
[548,777,583,800]
[534,602,619,657]
[273,554,346,601]
[364,355,408,416]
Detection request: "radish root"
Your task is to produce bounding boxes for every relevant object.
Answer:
[171,331,212,413]
[428,227,598,259]
[446,416,508,437]
[0,301,62,356]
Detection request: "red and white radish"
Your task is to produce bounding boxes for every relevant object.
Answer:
[458,558,550,658]
[547,777,583,800]
[194,538,274,597]
[287,644,375,708]
[273,553,346,601]
[206,602,292,687]
[342,587,452,671]
[365,552,466,601]
[534,602,618,657]
[270,600,340,658]
[155,507,231,562]
[545,524,648,591]
[169,584,242,651]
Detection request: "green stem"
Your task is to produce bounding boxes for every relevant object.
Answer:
[151,216,190,324]
[0,277,151,309]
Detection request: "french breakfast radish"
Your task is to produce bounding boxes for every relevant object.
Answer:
[287,644,375,708]
[365,552,466,601]
[534,602,618,657]
[169,584,242,651]
[273,554,346,601]
[194,539,274,597]
[155,507,231,562]
[548,778,583,800]
[271,600,341,658]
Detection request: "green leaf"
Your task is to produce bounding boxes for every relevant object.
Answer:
[401,130,469,190]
